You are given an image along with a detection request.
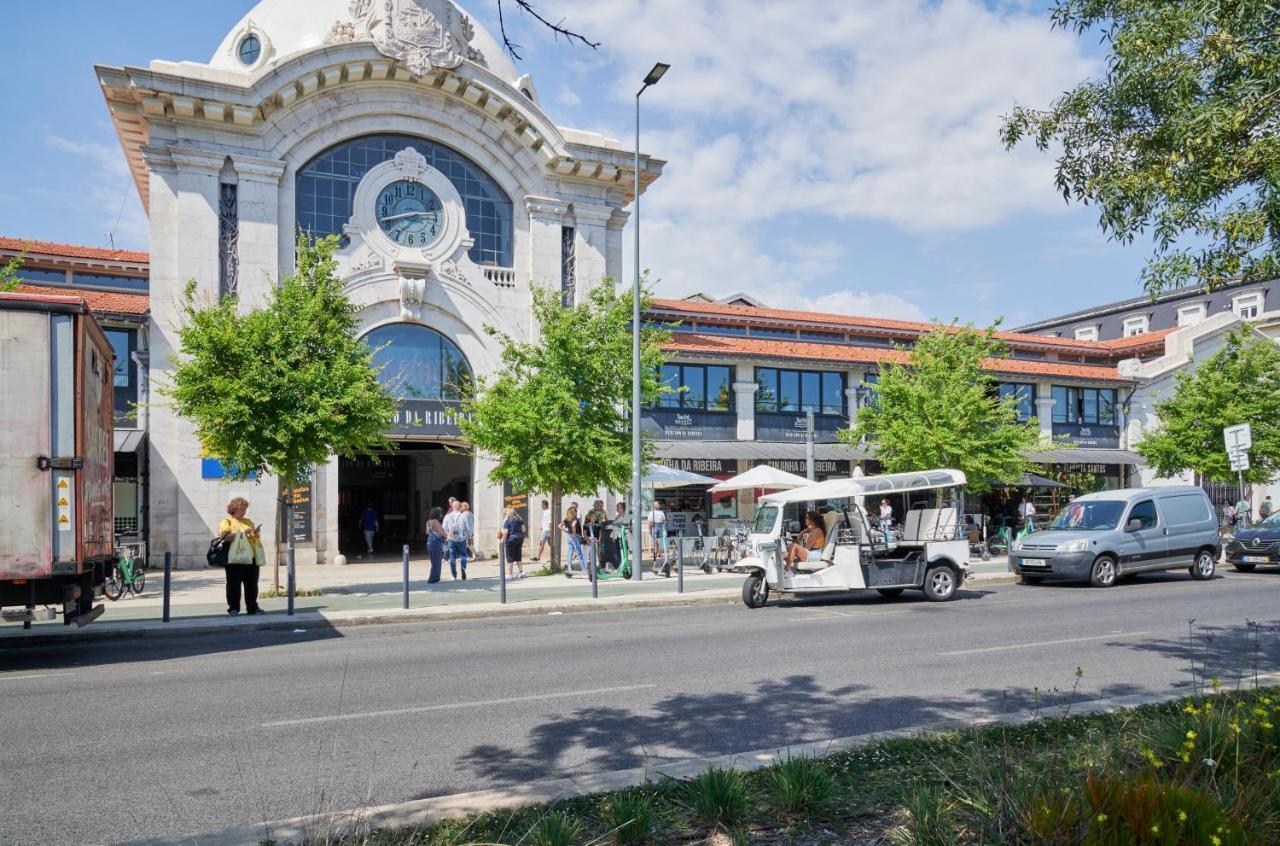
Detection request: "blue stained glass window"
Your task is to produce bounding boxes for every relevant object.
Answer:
[362,323,474,401]
[297,134,513,267]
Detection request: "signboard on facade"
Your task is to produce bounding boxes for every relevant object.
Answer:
[657,458,733,475]
[642,410,736,441]
[280,472,313,544]
[1051,424,1121,449]
[386,399,465,437]
[755,413,844,443]
[502,481,530,531]
[751,458,850,477]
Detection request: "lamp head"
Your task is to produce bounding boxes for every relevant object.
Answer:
[643,63,670,86]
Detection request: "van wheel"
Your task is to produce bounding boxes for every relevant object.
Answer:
[742,573,769,608]
[923,565,958,602]
[1019,574,1044,585]
[1189,550,1216,581]
[1231,561,1257,573]
[1090,555,1118,588]
[877,588,904,598]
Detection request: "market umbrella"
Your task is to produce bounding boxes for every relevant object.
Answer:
[992,472,1068,489]
[641,463,721,489]
[708,464,811,492]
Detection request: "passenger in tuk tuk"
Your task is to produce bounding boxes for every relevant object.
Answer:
[784,510,827,571]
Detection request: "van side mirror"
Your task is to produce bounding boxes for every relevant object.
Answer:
[1126,518,1143,532]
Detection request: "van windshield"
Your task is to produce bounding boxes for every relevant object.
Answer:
[1050,500,1126,531]
[753,506,779,534]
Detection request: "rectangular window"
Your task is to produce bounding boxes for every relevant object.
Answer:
[697,323,749,337]
[1052,385,1074,423]
[779,370,800,412]
[800,331,846,344]
[104,328,138,427]
[799,371,819,412]
[821,372,844,416]
[707,366,731,412]
[654,364,734,412]
[683,367,706,408]
[998,383,1036,422]
[1122,315,1149,337]
[1177,304,1206,326]
[1054,386,1117,425]
[755,368,845,416]
[1233,292,1263,319]
[750,326,797,339]
[1098,388,1116,425]
[756,368,778,412]
[1074,325,1099,341]
[72,272,149,292]
[16,266,68,285]
[659,364,680,408]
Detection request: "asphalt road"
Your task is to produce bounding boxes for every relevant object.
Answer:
[3,572,1280,846]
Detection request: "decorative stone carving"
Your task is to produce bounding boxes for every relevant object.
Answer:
[218,182,239,299]
[350,249,383,274]
[438,259,466,284]
[325,0,487,74]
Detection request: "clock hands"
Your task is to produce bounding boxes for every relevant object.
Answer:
[379,209,440,223]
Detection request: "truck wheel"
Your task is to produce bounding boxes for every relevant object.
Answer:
[877,588,904,598]
[1189,550,1216,581]
[1231,561,1256,573]
[923,565,958,602]
[1089,555,1118,588]
[742,573,769,608]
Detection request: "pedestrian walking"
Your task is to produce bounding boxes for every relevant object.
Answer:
[460,501,477,561]
[533,499,551,562]
[1235,494,1250,528]
[650,501,668,568]
[425,506,446,584]
[442,504,469,580]
[218,497,265,616]
[1261,495,1275,521]
[359,503,379,557]
[500,507,526,579]
[610,501,627,569]
[562,505,586,577]
[584,499,606,572]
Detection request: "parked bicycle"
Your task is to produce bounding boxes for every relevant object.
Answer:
[104,539,146,601]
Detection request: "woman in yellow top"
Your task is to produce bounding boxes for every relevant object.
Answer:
[218,497,265,616]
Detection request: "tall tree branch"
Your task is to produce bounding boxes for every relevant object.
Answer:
[495,0,600,61]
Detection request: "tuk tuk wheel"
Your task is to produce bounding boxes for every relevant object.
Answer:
[742,573,769,608]
[923,565,958,602]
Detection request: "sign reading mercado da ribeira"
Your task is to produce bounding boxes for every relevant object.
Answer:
[386,399,467,438]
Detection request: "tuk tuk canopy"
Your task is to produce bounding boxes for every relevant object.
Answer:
[760,469,967,505]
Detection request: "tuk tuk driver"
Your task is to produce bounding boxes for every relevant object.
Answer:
[784,510,827,571]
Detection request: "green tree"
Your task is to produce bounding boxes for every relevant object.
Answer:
[1002,1,1280,294]
[459,281,668,569]
[0,252,25,293]
[1136,327,1280,484]
[841,324,1040,492]
[165,234,397,568]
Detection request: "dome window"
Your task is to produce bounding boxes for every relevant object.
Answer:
[237,34,262,66]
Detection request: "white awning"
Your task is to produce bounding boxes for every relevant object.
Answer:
[708,464,812,493]
[762,469,968,504]
[642,463,720,489]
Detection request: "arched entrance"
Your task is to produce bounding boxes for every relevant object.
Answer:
[338,323,474,557]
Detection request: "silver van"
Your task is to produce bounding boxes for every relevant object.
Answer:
[1011,486,1220,587]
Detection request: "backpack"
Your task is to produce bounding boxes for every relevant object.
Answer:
[506,518,525,543]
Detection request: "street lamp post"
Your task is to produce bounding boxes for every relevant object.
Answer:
[631,61,669,581]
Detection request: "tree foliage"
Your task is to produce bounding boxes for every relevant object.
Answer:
[1136,327,1280,484]
[1003,1,1280,294]
[842,324,1040,492]
[0,252,24,293]
[459,281,668,543]
[164,234,397,488]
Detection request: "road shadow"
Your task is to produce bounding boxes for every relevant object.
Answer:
[453,673,1149,792]
[770,586,995,609]
[1116,619,1280,692]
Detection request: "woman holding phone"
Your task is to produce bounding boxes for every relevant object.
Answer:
[218,497,266,616]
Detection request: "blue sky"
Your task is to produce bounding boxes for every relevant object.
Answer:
[0,0,1154,327]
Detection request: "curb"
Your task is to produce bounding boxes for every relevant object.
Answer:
[155,678,1280,846]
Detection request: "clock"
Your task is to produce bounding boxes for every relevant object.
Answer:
[375,179,444,247]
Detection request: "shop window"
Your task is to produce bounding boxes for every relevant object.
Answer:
[755,367,845,416]
[1051,385,1117,425]
[104,328,138,427]
[654,364,733,412]
[998,383,1036,422]
[297,134,513,267]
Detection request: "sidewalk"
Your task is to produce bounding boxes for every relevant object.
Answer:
[0,556,1014,645]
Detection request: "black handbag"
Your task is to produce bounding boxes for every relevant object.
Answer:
[207,536,230,568]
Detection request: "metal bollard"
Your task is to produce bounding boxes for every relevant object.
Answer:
[499,542,507,605]
[590,538,598,599]
[402,544,410,610]
[677,537,684,594]
[287,546,296,616]
[162,551,172,623]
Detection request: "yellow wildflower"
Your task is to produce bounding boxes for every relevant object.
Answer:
[1187,730,1198,740]
[1178,810,1188,822]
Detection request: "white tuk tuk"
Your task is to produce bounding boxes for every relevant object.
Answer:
[735,469,972,607]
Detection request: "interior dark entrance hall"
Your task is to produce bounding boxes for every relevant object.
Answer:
[338,443,471,556]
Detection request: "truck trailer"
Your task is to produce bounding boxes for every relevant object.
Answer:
[0,291,114,627]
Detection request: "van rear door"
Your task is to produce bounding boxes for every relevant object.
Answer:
[1160,491,1217,566]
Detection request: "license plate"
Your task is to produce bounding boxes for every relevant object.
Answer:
[1020,558,1049,568]
[1243,555,1271,564]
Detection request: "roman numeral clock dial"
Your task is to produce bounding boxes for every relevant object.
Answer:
[375,179,444,248]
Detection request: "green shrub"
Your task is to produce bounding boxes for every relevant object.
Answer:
[896,785,962,846]
[681,766,752,829]
[525,810,583,846]
[763,754,837,819]
[1083,773,1249,846]
[600,789,658,845]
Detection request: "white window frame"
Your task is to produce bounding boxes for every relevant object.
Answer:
[1122,315,1149,337]
[1177,303,1206,327]
[1233,291,1264,320]
[1074,325,1100,342]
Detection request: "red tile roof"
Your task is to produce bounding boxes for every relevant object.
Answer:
[648,297,1117,353]
[17,284,149,316]
[663,333,1132,383]
[1099,327,1175,351]
[0,236,148,264]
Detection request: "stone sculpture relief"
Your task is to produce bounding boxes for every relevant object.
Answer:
[324,0,488,75]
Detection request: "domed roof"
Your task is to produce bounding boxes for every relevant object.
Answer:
[210,0,522,87]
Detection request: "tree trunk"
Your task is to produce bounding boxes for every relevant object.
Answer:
[274,494,284,592]
[550,482,563,573]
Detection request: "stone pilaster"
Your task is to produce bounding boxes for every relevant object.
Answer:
[228,154,287,311]
[605,208,629,284]
[572,203,614,297]
[733,377,759,441]
[1035,395,1056,445]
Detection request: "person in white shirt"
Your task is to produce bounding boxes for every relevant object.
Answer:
[441,504,471,580]
[878,498,894,537]
[533,500,551,562]
[649,502,668,569]
[1018,496,1037,528]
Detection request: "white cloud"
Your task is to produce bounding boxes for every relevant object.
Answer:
[805,290,929,323]
[45,134,147,250]
[557,84,582,107]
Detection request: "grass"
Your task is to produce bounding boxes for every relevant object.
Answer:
[259,584,324,598]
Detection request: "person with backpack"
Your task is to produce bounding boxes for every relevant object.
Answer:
[442,504,469,580]
[1260,495,1274,521]
[500,507,526,579]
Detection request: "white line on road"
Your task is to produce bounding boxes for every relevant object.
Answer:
[940,631,1151,656]
[0,672,78,682]
[262,683,658,728]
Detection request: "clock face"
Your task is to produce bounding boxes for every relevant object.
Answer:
[375,180,444,247]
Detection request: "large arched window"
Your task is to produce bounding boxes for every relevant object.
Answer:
[363,323,473,402]
[297,134,513,267]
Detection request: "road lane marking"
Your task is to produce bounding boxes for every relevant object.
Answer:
[262,683,658,728]
[0,672,78,682]
[940,631,1152,656]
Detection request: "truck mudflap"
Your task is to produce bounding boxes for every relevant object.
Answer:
[68,604,104,628]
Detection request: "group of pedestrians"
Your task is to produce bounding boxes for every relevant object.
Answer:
[425,497,475,583]
[531,499,627,579]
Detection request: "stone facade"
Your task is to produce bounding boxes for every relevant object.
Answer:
[98,0,663,567]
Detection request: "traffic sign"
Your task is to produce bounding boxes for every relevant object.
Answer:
[1229,452,1251,472]
[1224,423,1253,452]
